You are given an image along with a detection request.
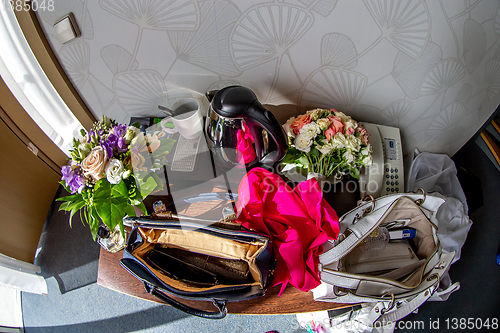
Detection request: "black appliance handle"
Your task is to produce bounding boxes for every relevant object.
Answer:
[244,101,287,164]
[143,283,227,319]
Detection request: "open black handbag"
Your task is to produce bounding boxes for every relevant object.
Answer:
[120,217,274,319]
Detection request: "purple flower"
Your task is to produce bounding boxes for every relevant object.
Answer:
[60,166,86,194]
[107,134,118,148]
[114,124,127,137]
[116,136,128,153]
[100,142,113,159]
[61,165,73,183]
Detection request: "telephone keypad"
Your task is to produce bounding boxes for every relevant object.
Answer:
[384,166,403,195]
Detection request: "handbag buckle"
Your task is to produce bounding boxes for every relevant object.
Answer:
[355,195,375,220]
[380,292,395,314]
[413,188,426,205]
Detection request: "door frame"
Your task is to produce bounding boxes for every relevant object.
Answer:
[2,8,97,170]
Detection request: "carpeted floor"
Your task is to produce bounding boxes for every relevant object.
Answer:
[21,134,500,333]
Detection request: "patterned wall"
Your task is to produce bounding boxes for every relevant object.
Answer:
[37,0,500,156]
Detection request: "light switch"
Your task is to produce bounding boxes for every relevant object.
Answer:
[53,13,80,44]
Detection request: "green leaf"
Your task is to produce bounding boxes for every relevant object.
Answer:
[349,166,360,179]
[89,206,100,241]
[310,147,320,158]
[124,204,136,217]
[69,200,86,228]
[135,201,147,215]
[93,179,128,231]
[59,201,75,212]
[297,156,309,167]
[56,193,83,203]
[58,180,71,193]
[281,151,299,165]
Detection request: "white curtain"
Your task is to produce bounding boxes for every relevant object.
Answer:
[0,253,47,295]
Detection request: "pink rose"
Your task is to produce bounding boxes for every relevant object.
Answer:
[324,127,335,141]
[325,116,344,140]
[81,146,108,182]
[356,125,370,145]
[291,114,312,135]
[327,116,344,133]
[345,127,355,135]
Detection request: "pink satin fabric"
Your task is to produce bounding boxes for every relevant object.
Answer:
[236,124,256,164]
[235,168,340,295]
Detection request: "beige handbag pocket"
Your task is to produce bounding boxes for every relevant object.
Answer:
[337,196,440,289]
[343,240,420,275]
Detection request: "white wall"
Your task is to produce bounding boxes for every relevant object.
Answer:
[37,0,500,156]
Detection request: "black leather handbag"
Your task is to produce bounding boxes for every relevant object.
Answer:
[120,217,273,319]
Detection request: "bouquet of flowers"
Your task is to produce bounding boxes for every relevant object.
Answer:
[57,116,174,240]
[281,109,373,182]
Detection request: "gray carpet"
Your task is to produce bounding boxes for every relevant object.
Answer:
[22,137,499,332]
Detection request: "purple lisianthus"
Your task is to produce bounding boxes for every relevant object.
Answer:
[100,141,113,159]
[116,136,128,153]
[113,124,127,137]
[61,165,73,183]
[107,134,118,150]
[61,166,86,194]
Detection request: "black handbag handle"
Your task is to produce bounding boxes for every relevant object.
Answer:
[143,282,228,319]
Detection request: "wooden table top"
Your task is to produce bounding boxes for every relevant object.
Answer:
[96,171,358,315]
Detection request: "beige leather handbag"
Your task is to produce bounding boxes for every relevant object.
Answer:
[314,191,456,326]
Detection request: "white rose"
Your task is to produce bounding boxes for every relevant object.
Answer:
[360,145,372,156]
[344,118,357,130]
[316,139,334,155]
[299,122,321,140]
[362,154,373,166]
[334,111,357,129]
[332,132,347,149]
[345,135,361,152]
[105,158,125,184]
[306,108,324,121]
[294,133,313,153]
[343,150,355,163]
[316,118,332,131]
[282,117,296,138]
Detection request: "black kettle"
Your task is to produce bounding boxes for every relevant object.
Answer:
[205,86,287,169]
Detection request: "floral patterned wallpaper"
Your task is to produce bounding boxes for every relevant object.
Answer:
[36,0,500,156]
